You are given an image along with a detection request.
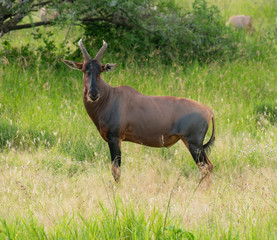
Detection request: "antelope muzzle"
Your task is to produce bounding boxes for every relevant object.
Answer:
[88,90,100,102]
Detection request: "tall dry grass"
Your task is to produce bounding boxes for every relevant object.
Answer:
[0,129,276,238]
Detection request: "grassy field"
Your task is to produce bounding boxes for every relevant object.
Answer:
[0,0,277,239]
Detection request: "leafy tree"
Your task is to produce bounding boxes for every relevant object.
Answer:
[0,0,159,37]
[77,0,236,63]
[0,0,55,37]
[1,0,252,63]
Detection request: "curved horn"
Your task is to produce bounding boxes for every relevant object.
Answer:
[94,40,108,61]
[78,39,92,61]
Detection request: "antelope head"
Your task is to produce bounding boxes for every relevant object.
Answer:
[62,39,117,102]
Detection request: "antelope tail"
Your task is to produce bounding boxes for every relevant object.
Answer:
[203,115,215,154]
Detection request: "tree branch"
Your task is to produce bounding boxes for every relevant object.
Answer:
[80,16,135,28]
[31,1,54,8]
[8,21,54,31]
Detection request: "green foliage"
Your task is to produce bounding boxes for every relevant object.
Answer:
[0,39,35,64]
[80,0,275,64]
[1,0,276,65]
[82,0,227,63]
[164,226,195,239]
[0,29,70,65]
[156,0,231,62]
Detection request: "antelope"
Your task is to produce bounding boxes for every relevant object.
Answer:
[62,40,215,182]
[226,15,254,32]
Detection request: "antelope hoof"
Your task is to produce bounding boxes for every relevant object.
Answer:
[197,163,212,179]
[197,163,213,188]
[111,164,121,182]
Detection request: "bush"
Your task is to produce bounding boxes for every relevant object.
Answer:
[0,29,70,66]
[81,0,240,64]
[1,0,276,65]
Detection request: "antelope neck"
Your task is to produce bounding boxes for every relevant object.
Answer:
[83,76,113,106]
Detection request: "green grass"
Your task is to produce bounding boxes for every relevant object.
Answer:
[1,58,276,158]
[1,204,276,239]
[0,0,277,239]
[0,56,276,239]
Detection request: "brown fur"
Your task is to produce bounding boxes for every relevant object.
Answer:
[62,40,216,182]
[226,15,255,32]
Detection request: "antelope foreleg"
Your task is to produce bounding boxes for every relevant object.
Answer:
[108,136,121,182]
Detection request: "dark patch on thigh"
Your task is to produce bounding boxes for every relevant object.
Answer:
[171,112,208,145]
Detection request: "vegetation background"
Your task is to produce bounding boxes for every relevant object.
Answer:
[0,0,276,239]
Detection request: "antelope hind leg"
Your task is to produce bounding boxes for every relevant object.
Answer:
[111,160,121,182]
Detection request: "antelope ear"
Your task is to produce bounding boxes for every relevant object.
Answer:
[103,63,117,72]
[61,59,83,71]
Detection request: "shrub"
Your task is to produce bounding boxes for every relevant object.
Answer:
[0,29,70,66]
[81,0,240,64]
[1,0,276,65]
